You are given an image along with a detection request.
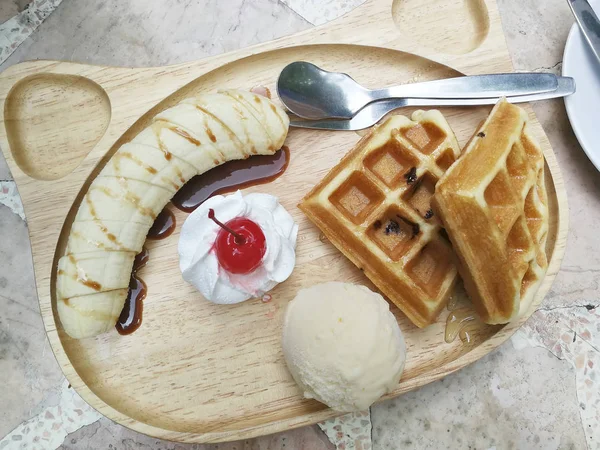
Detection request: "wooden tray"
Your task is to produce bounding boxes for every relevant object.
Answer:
[0,0,568,443]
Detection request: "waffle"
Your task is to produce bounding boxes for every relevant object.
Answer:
[300,111,461,328]
[432,99,549,324]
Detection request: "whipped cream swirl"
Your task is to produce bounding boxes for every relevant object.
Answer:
[178,191,298,304]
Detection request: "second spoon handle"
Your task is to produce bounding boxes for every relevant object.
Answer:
[373,73,559,100]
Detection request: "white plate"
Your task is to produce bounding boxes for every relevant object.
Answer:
[563,0,600,170]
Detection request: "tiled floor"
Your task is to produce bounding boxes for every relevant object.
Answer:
[0,0,33,24]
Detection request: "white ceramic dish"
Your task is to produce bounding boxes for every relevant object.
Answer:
[563,0,600,170]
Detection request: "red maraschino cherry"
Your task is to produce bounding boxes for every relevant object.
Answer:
[208,208,266,275]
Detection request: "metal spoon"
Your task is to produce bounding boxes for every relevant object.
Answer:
[277,61,560,120]
[289,76,576,131]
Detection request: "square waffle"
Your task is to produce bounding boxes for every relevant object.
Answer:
[299,111,461,327]
[432,99,549,324]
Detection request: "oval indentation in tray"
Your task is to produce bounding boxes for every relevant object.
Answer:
[4,73,111,180]
[392,0,490,55]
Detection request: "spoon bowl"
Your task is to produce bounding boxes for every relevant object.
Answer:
[277,61,371,120]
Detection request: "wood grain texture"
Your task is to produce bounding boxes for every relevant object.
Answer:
[0,0,569,443]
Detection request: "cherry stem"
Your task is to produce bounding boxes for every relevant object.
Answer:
[208,209,246,245]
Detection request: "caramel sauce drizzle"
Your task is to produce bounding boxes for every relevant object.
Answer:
[103,228,118,243]
[269,101,287,133]
[152,123,172,161]
[62,296,117,321]
[175,167,186,184]
[66,253,102,293]
[232,103,248,120]
[96,184,157,220]
[250,85,285,133]
[224,91,274,152]
[85,192,97,218]
[242,95,267,124]
[168,124,201,146]
[206,125,217,143]
[77,177,155,259]
[250,86,271,99]
[230,103,257,151]
[201,114,224,161]
[118,151,158,175]
[194,105,245,154]
[153,119,202,146]
[81,279,102,291]
[231,92,272,138]
[83,193,129,251]
[161,176,181,191]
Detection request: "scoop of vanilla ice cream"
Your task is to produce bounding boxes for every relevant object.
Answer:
[282,282,406,412]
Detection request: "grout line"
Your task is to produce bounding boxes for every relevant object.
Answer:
[318,410,373,449]
[515,309,600,447]
[0,379,102,450]
[277,0,314,26]
[0,180,25,221]
[537,304,599,313]
[280,0,366,26]
[525,61,563,74]
[369,405,374,449]
[0,0,64,65]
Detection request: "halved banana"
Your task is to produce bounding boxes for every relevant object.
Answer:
[58,90,289,339]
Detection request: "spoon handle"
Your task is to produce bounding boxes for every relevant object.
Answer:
[370,73,559,101]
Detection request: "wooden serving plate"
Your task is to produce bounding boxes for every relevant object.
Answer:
[0,0,568,443]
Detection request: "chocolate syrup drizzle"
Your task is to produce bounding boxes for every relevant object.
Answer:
[116,248,149,335]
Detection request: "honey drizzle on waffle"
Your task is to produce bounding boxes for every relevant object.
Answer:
[300,111,461,327]
[444,282,502,345]
[445,308,480,344]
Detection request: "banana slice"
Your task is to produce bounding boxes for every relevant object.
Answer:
[75,177,174,226]
[100,143,197,192]
[67,220,148,254]
[57,90,289,339]
[58,251,135,299]
[221,89,288,146]
[57,290,129,339]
